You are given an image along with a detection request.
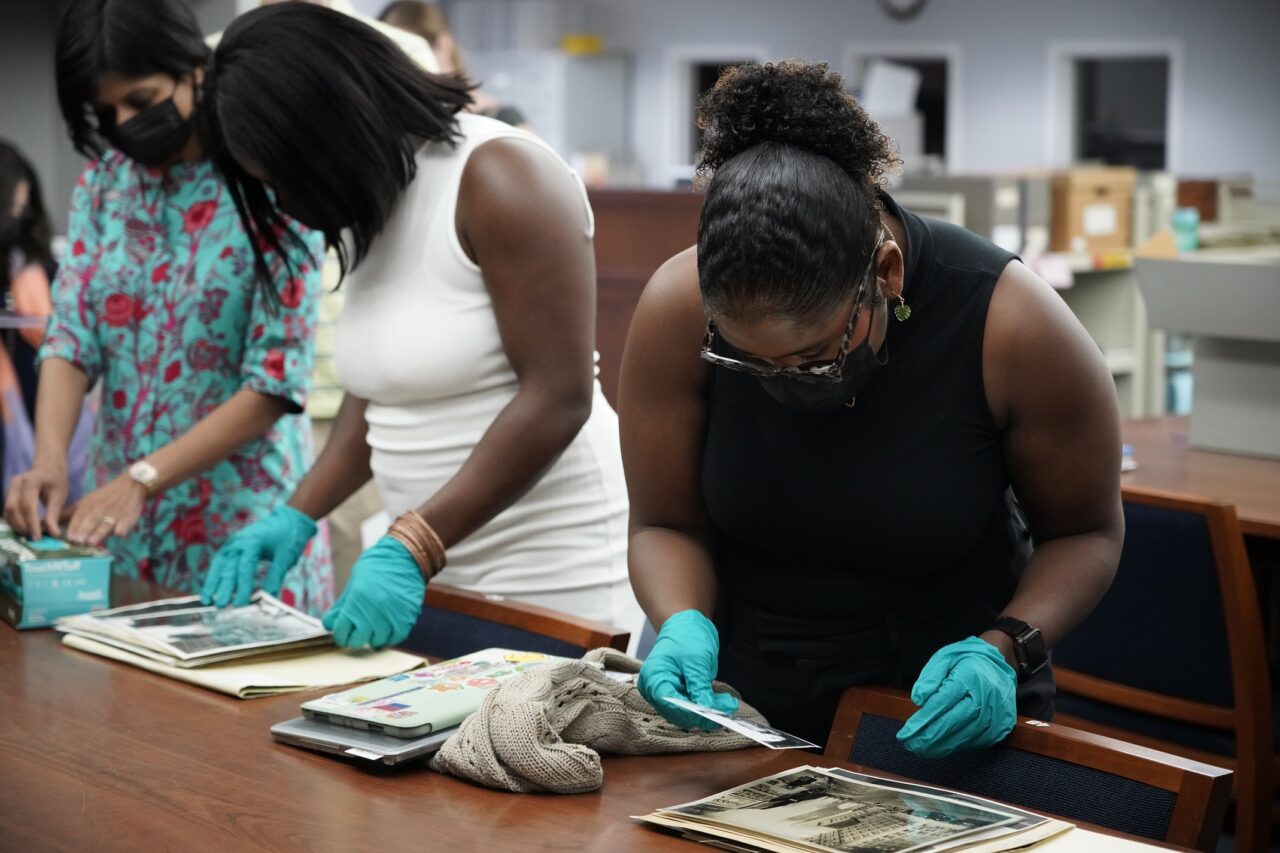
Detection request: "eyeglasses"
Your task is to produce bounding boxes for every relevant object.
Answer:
[699,231,885,384]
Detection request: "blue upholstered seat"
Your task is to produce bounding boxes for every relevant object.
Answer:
[400,605,594,661]
[1050,489,1269,851]
[1054,501,1234,712]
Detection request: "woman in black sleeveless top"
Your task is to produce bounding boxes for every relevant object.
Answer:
[620,62,1123,752]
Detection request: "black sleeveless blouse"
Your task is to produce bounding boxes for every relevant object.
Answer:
[701,193,1037,740]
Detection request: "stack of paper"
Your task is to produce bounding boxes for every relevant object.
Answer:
[62,634,424,699]
[57,593,424,698]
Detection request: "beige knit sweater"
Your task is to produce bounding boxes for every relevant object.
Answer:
[430,647,767,793]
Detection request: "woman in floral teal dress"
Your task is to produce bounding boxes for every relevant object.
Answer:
[3,0,332,614]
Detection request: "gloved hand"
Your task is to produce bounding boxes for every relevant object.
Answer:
[638,609,740,731]
[322,536,425,650]
[201,505,317,608]
[896,635,1017,759]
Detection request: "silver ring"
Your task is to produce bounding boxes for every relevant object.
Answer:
[99,515,117,527]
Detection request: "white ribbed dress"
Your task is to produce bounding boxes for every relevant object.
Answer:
[334,114,641,643]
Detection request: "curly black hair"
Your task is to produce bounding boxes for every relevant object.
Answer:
[695,61,901,323]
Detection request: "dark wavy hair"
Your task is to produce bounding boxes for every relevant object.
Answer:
[0,140,53,274]
[203,2,472,294]
[695,61,900,323]
[54,0,210,159]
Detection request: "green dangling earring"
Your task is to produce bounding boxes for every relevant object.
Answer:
[893,291,912,322]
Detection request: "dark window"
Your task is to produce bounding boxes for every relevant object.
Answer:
[690,61,751,159]
[883,58,947,158]
[851,56,949,161]
[1075,57,1169,169]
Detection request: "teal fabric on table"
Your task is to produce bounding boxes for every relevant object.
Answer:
[39,150,332,614]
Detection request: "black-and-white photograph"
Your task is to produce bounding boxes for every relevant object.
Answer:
[665,766,1021,853]
[56,593,330,662]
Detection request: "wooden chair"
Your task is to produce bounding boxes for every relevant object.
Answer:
[825,686,1232,850]
[399,582,630,661]
[1052,485,1275,852]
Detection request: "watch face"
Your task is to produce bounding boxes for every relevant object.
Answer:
[130,461,158,485]
[1019,628,1048,675]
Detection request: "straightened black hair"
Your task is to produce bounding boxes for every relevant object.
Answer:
[695,61,898,324]
[203,3,472,297]
[0,140,54,277]
[698,144,880,324]
[55,0,210,159]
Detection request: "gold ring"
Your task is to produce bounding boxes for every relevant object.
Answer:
[99,516,117,527]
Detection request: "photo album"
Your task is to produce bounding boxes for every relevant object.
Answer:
[56,593,332,668]
[636,765,1072,853]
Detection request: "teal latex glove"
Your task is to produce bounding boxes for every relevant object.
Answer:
[896,636,1017,759]
[637,609,740,731]
[322,536,425,650]
[201,505,317,608]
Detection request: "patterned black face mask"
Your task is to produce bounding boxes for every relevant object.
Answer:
[757,336,888,413]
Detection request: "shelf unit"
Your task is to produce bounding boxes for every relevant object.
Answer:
[1043,251,1166,419]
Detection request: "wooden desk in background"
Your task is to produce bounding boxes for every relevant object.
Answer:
[1122,415,1280,542]
[590,188,703,407]
[0,583,1177,851]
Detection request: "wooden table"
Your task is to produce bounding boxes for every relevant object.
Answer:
[1122,415,1280,541]
[0,586,1178,852]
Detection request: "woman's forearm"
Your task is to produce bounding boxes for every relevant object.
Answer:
[12,265,52,349]
[288,393,373,519]
[628,525,719,628]
[981,529,1121,664]
[412,384,589,548]
[33,358,90,468]
[143,388,290,493]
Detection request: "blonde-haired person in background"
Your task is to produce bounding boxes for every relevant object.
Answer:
[208,0,438,72]
[377,0,530,128]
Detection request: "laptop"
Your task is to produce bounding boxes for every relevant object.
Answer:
[270,716,453,766]
[299,648,564,738]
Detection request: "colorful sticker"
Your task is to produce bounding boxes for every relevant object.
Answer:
[384,710,418,719]
[466,677,498,688]
[504,652,547,663]
[428,683,464,692]
[373,702,410,712]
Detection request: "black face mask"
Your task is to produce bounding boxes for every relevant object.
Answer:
[105,98,192,167]
[0,208,28,246]
[757,337,888,413]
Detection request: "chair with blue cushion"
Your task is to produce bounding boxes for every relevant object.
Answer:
[824,685,1231,850]
[1052,485,1274,852]
[399,582,630,661]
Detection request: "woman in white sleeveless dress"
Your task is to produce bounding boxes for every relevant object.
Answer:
[199,4,641,650]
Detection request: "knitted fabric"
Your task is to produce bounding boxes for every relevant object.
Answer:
[429,647,767,793]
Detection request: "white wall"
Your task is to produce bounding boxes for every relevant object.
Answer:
[434,0,1280,187]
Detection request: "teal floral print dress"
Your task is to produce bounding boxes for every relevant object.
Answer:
[40,150,333,615]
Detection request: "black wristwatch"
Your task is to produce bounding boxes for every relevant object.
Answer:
[990,617,1049,679]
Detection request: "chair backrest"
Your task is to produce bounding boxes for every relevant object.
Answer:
[824,686,1232,851]
[1051,486,1269,756]
[400,582,630,661]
